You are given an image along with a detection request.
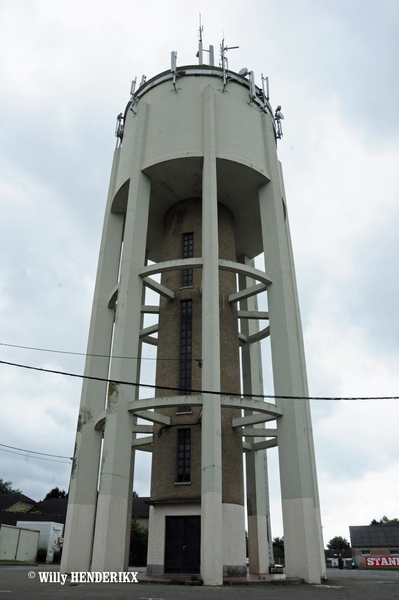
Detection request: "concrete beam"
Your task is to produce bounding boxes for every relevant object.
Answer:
[252,439,278,451]
[247,326,270,344]
[142,277,174,300]
[238,310,269,320]
[229,282,267,304]
[139,324,158,338]
[239,332,248,345]
[221,396,282,417]
[139,257,203,277]
[232,413,279,428]
[242,427,278,437]
[128,395,281,418]
[134,444,153,453]
[132,424,154,434]
[134,410,171,426]
[141,305,159,314]
[128,395,201,412]
[132,436,153,448]
[108,284,119,309]
[94,411,107,431]
[141,335,158,346]
[219,259,272,286]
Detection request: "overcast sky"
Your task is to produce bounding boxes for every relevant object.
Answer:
[1,0,399,548]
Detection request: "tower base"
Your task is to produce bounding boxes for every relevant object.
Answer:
[146,502,246,577]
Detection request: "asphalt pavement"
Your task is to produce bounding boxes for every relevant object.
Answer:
[0,566,399,600]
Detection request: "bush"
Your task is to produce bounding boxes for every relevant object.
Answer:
[36,548,47,563]
[129,519,148,566]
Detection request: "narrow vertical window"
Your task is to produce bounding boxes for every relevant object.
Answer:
[177,429,191,482]
[182,232,193,287]
[179,299,192,396]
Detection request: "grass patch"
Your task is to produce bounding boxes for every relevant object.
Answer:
[0,560,33,564]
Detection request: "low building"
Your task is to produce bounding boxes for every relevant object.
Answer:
[325,548,352,567]
[0,497,67,528]
[349,525,399,568]
[0,493,36,513]
[29,498,68,521]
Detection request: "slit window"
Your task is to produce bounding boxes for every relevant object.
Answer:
[179,300,192,396]
[177,428,191,482]
[182,233,193,287]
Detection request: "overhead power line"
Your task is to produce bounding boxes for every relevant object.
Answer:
[0,447,71,465]
[0,359,398,402]
[0,443,72,460]
[0,443,72,465]
[0,341,180,361]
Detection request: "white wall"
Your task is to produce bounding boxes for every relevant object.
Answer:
[0,524,39,561]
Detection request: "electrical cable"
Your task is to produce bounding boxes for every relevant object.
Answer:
[0,341,186,362]
[0,358,398,401]
[0,443,72,460]
[0,447,71,465]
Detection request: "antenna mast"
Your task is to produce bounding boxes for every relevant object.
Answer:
[274,105,284,139]
[219,38,239,71]
[197,16,215,66]
[198,14,204,64]
[219,38,239,92]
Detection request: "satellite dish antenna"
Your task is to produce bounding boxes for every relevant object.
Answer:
[239,67,249,77]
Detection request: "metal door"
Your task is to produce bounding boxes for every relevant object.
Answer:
[164,516,200,573]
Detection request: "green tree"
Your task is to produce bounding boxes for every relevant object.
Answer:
[0,478,21,495]
[273,536,285,562]
[327,536,350,550]
[370,516,399,525]
[43,487,67,500]
[129,519,148,566]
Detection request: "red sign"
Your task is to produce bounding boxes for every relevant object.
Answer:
[365,556,399,567]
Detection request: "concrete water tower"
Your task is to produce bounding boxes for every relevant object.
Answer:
[61,37,325,585]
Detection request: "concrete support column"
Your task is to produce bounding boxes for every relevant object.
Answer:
[239,255,273,574]
[259,114,325,583]
[200,85,223,586]
[123,281,146,569]
[91,104,151,572]
[61,149,124,574]
[285,211,326,581]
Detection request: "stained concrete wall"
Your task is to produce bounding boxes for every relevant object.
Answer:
[0,524,39,561]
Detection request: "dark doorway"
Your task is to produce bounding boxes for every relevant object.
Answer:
[164,516,200,573]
